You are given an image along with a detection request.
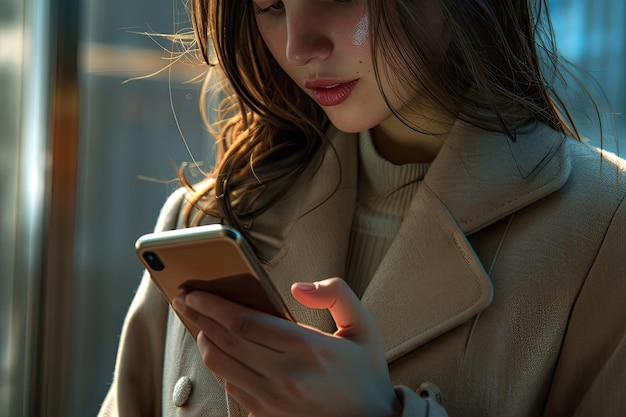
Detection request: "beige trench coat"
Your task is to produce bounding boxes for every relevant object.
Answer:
[99,122,626,416]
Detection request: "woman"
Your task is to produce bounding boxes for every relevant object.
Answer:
[99,0,626,416]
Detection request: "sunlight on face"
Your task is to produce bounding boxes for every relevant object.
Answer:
[252,0,395,133]
[252,0,451,163]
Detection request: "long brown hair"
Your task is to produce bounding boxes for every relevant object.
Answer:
[181,0,328,238]
[370,0,579,137]
[182,0,583,234]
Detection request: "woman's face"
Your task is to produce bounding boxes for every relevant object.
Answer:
[252,0,395,133]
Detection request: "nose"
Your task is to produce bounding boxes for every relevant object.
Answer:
[285,6,333,66]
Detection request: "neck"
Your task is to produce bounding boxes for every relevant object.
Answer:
[370,111,454,164]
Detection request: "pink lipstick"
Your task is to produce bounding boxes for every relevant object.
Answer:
[305,79,359,107]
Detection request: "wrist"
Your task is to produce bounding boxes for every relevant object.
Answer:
[376,388,403,417]
[386,391,403,417]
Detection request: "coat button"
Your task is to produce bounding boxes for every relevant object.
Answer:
[173,376,193,407]
[416,381,443,404]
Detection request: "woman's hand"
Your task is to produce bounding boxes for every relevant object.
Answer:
[173,277,401,417]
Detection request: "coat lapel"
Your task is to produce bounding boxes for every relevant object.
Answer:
[425,121,571,234]
[363,122,571,361]
[250,121,571,361]
[361,183,494,362]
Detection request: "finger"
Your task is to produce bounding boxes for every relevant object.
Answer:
[196,330,270,394]
[181,300,309,390]
[222,381,261,416]
[291,278,375,339]
[175,291,320,351]
[175,293,285,359]
[182,290,287,342]
[199,331,302,416]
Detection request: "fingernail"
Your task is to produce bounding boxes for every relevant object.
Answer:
[296,282,317,292]
[172,296,186,312]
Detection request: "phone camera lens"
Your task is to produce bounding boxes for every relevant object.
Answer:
[143,251,165,271]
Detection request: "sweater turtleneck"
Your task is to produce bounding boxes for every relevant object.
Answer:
[344,130,431,297]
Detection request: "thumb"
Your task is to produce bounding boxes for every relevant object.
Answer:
[291,278,374,339]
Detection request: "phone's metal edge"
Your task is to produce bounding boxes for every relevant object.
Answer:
[135,224,297,323]
[230,230,297,323]
[135,224,237,250]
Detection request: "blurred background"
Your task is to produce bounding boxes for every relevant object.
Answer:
[0,0,624,415]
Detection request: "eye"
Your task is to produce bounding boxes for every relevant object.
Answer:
[254,1,285,15]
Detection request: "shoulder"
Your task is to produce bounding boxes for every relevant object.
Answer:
[545,141,626,415]
[528,137,626,245]
[473,136,625,283]
[153,187,188,232]
[152,186,223,232]
[530,138,626,275]
[566,137,626,173]
[562,139,626,207]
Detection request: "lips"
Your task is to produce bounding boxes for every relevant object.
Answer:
[305,79,359,107]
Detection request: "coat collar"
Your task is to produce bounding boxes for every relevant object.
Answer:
[424,121,570,234]
[248,121,571,362]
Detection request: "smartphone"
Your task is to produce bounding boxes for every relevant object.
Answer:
[135,224,295,338]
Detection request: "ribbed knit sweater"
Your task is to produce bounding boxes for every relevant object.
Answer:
[345,130,431,297]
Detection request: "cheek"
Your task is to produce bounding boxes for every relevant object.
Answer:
[255,22,288,66]
[330,4,370,50]
[351,13,369,47]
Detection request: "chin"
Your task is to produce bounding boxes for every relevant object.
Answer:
[326,114,375,134]
[323,103,391,134]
